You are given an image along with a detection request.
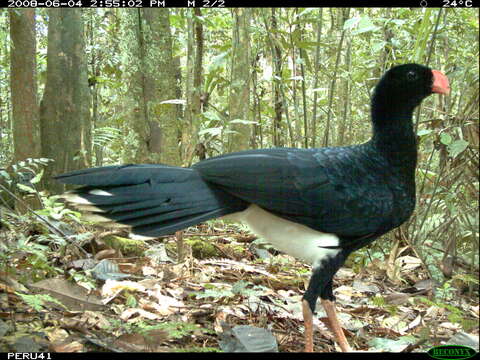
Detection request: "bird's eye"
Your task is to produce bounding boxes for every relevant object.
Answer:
[406,71,418,81]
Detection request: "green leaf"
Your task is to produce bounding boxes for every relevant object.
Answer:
[288,75,304,81]
[30,169,44,184]
[418,168,437,180]
[440,133,452,145]
[16,293,66,312]
[452,273,480,286]
[198,127,222,137]
[232,280,249,294]
[195,288,234,299]
[17,183,36,194]
[353,16,379,35]
[448,139,469,158]
[150,322,203,339]
[417,129,433,137]
[296,41,318,49]
[296,8,316,18]
[0,170,10,181]
[209,51,229,71]
[372,41,387,53]
[368,337,414,352]
[230,119,258,125]
[160,99,186,105]
[391,19,406,26]
[202,110,221,122]
[343,17,360,30]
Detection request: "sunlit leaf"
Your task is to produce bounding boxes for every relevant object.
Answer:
[353,16,379,35]
[440,133,452,145]
[160,99,186,105]
[448,139,469,158]
[343,17,360,30]
[31,169,44,184]
[230,119,259,125]
[417,129,433,136]
[17,183,36,194]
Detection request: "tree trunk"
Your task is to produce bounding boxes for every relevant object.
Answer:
[270,9,283,147]
[122,9,180,165]
[337,38,351,146]
[86,11,103,167]
[144,9,180,165]
[183,8,204,165]
[9,9,41,163]
[228,8,251,153]
[324,8,349,147]
[40,9,91,193]
[311,8,323,148]
[291,10,301,148]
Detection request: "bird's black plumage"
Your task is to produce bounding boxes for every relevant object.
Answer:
[58,64,433,247]
[193,144,410,247]
[56,63,450,351]
[55,164,247,236]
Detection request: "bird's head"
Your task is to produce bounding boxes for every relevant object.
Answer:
[374,63,450,110]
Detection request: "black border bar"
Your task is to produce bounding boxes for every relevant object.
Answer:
[3,0,479,8]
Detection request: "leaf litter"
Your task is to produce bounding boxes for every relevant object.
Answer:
[0,220,478,352]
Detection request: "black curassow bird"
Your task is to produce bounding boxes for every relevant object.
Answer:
[56,64,450,352]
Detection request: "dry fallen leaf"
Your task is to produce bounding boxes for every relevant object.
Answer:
[439,322,462,331]
[200,259,275,278]
[114,329,169,352]
[352,279,380,294]
[400,313,422,333]
[101,279,146,303]
[396,256,422,271]
[29,278,105,311]
[45,328,70,344]
[470,305,479,318]
[50,340,84,352]
[141,266,157,277]
[385,292,411,305]
[120,308,160,321]
[145,293,184,315]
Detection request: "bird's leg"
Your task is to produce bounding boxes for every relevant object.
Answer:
[302,274,340,352]
[302,251,351,352]
[302,299,314,352]
[321,298,352,352]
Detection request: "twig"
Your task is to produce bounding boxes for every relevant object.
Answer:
[414,8,443,133]
[401,338,428,352]
[0,183,88,256]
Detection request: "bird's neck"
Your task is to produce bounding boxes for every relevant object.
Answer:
[370,97,418,171]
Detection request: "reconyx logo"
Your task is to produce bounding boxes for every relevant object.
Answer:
[427,345,477,360]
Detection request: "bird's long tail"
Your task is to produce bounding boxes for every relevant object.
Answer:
[55,164,247,237]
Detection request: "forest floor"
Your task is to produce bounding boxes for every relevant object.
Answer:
[0,210,478,353]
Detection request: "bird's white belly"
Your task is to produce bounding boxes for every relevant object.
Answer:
[225,205,340,266]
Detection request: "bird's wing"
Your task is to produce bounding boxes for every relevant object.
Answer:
[193,147,393,238]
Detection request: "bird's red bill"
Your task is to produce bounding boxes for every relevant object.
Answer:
[431,70,450,95]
